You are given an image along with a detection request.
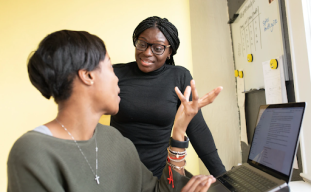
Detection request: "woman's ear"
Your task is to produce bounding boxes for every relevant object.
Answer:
[78,69,94,86]
[168,48,172,59]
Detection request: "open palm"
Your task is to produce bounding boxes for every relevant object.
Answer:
[173,80,223,136]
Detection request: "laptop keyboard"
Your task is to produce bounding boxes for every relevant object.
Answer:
[217,166,278,192]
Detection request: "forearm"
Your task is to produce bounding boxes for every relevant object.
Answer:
[186,111,226,176]
[170,78,222,177]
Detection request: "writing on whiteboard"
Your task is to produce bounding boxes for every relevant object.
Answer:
[263,18,278,32]
[239,6,262,55]
[240,0,256,19]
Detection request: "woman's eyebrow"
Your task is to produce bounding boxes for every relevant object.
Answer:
[138,37,166,44]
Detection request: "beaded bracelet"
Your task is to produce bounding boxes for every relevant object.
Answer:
[166,159,187,170]
[168,155,186,162]
[167,150,187,157]
[167,146,187,158]
[169,154,187,160]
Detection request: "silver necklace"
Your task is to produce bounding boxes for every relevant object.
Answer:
[56,119,100,185]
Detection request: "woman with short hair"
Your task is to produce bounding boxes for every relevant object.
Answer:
[7,30,221,191]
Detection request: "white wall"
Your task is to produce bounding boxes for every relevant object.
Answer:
[285,0,311,183]
[189,0,241,174]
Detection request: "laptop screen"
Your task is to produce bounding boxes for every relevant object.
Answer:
[248,103,305,181]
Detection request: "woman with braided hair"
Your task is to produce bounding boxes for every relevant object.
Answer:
[111,16,226,178]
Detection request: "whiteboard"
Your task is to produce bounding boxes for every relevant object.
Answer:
[231,0,286,91]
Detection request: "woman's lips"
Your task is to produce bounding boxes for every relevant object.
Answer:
[140,58,154,66]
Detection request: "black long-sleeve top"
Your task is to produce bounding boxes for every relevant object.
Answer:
[111,62,226,178]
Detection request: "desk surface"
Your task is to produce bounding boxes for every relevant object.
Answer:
[289,181,311,192]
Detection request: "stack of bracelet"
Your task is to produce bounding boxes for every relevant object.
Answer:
[166,136,189,188]
[167,146,187,172]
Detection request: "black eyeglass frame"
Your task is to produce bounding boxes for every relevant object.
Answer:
[134,39,171,55]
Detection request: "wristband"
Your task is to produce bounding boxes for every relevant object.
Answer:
[167,147,187,157]
[167,159,187,170]
[169,136,189,148]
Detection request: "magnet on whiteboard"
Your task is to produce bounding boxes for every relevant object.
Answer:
[234,70,239,77]
[247,54,253,62]
[270,59,278,69]
[239,71,244,78]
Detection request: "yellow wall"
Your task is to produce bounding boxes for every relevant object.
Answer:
[0,0,197,189]
[99,115,111,125]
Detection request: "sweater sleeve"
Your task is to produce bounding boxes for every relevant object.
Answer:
[140,162,192,192]
[181,70,226,177]
[115,129,191,192]
[120,132,192,192]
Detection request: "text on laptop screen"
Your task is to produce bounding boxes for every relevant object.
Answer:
[248,106,304,176]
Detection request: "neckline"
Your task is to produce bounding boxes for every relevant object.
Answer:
[31,124,99,144]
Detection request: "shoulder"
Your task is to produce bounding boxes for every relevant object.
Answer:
[165,65,192,77]
[96,123,123,138]
[10,131,48,152]
[166,64,189,72]
[113,61,136,70]
[8,131,49,165]
[113,61,137,78]
[96,123,135,147]
[165,65,193,89]
[7,130,63,191]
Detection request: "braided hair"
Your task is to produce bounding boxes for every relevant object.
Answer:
[132,16,180,65]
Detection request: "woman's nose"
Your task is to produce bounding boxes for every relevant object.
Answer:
[143,45,153,56]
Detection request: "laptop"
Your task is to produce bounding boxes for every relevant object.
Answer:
[208,102,306,192]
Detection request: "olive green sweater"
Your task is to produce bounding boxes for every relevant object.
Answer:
[7,124,191,192]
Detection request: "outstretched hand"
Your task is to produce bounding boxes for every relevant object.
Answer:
[172,80,223,139]
[196,85,223,109]
[181,175,216,192]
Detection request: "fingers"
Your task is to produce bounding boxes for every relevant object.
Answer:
[181,175,216,192]
[184,86,191,102]
[174,85,191,103]
[181,175,204,192]
[196,176,216,192]
[175,87,187,103]
[190,80,199,111]
[175,81,223,117]
[200,86,223,101]
[198,86,223,109]
[190,80,199,101]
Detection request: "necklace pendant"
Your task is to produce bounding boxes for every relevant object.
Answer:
[95,175,100,184]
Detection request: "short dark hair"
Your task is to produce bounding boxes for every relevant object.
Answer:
[132,16,180,65]
[27,30,106,103]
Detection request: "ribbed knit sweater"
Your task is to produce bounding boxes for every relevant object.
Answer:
[111,62,226,178]
[7,123,191,192]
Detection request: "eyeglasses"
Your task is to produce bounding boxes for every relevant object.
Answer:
[135,39,171,55]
